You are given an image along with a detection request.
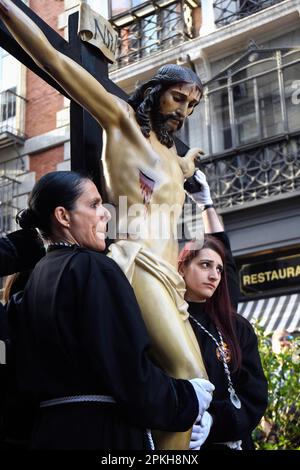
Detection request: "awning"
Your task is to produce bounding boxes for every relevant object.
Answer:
[238,293,300,336]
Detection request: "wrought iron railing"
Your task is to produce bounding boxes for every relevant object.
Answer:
[201,134,300,209]
[0,159,24,236]
[0,88,26,142]
[110,0,199,69]
[214,0,284,27]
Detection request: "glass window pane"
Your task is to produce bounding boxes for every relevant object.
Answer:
[282,50,300,66]
[233,80,258,145]
[214,0,238,24]
[161,3,181,49]
[257,71,283,138]
[178,101,210,155]
[141,14,157,56]
[117,26,139,67]
[207,76,227,93]
[111,0,130,16]
[111,0,146,15]
[209,88,232,153]
[1,87,17,123]
[132,0,146,6]
[232,58,277,83]
[284,62,300,133]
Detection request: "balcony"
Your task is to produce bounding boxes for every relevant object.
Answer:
[110,0,200,70]
[213,0,285,27]
[0,158,24,236]
[0,88,26,148]
[183,45,300,210]
[202,133,300,210]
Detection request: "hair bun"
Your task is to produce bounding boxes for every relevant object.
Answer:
[16,208,38,230]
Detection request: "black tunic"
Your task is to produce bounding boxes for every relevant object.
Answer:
[188,232,268,450]
[0,229,45,448]
[8,246,198,450]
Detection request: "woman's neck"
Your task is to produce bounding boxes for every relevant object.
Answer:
[50,229,79,246]
[185,296,206,303]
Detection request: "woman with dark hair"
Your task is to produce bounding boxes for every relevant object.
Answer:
[6,170,214,450]
[180,170,268,450]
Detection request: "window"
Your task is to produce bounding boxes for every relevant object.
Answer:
[258,71,282,139]
[0,159,23,236]
[210,86,231,153]
[214,0,284,26]
[0,206,13,235]
[234,80,257,145]
[141,13,158,56]
[110,0,146,17]
[113,1,188,68]
[0,87,18,137]
[110,0,200,70]
[284,62,300,133]
[0,87,17,122]
[201,48,300,156]
[0,177,16,236]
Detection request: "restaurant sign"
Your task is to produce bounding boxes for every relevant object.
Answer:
[240,254,300,295]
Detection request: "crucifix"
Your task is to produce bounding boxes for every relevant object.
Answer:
[0,0,207,450]
[0,0,189,200]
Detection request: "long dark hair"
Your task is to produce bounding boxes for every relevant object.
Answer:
[178,235,242,371]
[128,64,203,148]
[2,271,31,304]
[16,171,89,239]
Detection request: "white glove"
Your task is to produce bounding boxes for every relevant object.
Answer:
[189,378,214,419]
[220,440,242,450]
[189,411,213,450]
[187,170,213,206]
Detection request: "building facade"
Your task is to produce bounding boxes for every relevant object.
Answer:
[0,0,299,333]
[0,0,69,237]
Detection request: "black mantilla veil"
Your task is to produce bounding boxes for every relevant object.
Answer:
[127,64,203,148]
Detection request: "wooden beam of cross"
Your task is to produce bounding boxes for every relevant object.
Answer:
[0,0,188,198]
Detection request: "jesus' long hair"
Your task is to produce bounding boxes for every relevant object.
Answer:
[128,64,203,148]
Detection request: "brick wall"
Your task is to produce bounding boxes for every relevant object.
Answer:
[26,0,65,179]
[193,7,202,38]
[30,146,65,181]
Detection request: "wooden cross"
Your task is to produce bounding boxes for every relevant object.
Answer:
[0,0,188,200]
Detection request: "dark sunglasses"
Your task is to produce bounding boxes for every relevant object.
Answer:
[279,335,294,341]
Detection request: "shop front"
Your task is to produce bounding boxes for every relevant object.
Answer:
[237,253,300,335]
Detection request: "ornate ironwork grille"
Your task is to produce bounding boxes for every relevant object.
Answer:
[110,1,198,69]
[214,0,284,27]
[191,47,300,209]
[202,136,300,209]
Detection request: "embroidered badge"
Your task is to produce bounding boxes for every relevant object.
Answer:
[216,343,231,363]
[139,170,155,208]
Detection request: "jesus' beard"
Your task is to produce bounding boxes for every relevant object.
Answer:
[150,111,184,148]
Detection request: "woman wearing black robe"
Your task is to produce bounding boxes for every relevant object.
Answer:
[7,170,214,450]
[181,170,268,450]
[0,229,45,448]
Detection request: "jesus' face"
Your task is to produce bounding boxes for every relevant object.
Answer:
[158,82,201,132]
